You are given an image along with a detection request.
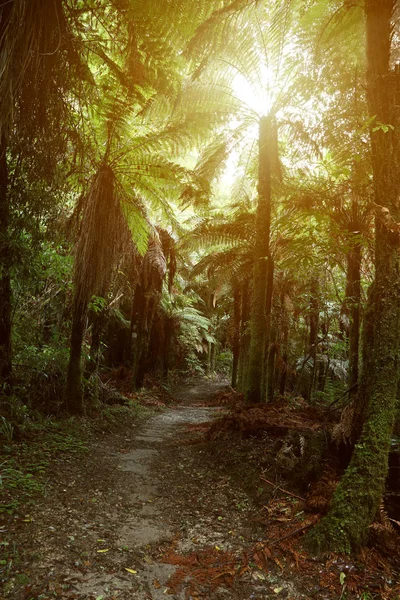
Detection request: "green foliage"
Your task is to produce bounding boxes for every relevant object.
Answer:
[215,349,233,375]
[0,464,43,513]
[0,419,88,514]
[0,0,393,560]
[0,418,14,443]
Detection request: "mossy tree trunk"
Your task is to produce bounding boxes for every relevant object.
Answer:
[0,1,14,392]
[306,0,400,554]
[246,116,272,403]
[0,135,12,388]
[349,282,376,441]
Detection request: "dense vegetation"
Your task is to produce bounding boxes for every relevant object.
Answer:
[1,0,400,557]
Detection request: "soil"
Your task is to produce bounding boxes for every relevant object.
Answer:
[1,378,399,599]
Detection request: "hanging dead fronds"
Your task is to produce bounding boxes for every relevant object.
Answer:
[73,164,126,310]
[142,233,167,294]
[157,227,177,292]
[0,0,86,140]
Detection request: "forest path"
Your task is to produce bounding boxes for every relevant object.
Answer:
[4,378,304,600]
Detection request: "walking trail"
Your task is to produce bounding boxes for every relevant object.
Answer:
[5,379,306,599]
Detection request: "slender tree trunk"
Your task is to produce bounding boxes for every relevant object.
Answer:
[135,296,151,388]
[264,258,275,401]
[279,352,288,396]
[306,276,319,402]
[346,242,362,397]
[0,135,12,388]
[163,317,174,377]
[350,282,376,439]
[246,117,272,403]
[266,342,277,401]
[237,279,250,391]
[206,341,212,376]
[65,301,86,414]
[87,308,107,374]
[307,0,400,553]
[231,284,241,388]
[131,284,145,388]
[210,342,216,372]
[334,240,363,442]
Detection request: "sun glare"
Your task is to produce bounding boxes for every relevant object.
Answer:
[232,68,274,117]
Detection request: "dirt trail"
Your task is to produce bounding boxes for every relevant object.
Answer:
[3,379,305,599]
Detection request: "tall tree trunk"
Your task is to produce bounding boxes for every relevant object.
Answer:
[0,135,12,388]
[131,284,145,388]
[65,301,86,414]
[246,116,272,403]
[306,276,319,402]
[264,258,275,401]
[0,0,13,394]
[277,286,290,396]
[87,308,107,374]
[237,279,250,391]
[307,0,400,553]
[231,284,241,388]
[346,241,362,397]
[136,294,160,387]
[162,317,174,377]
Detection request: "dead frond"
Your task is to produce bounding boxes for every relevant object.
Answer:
[74,164,125,309]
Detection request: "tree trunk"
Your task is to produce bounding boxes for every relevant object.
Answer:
[306,276,319,402]
[87,308,107,374]
[306,0,400,553]
[246,116,272,403]
[131,284,145,388]
[135,292,161,388]
[206,341,212,376]
[278,286,291,396]
[264,258,275,401]
[346,242,362,397]
[237,279,250,391]
[231,284,241,388]
[0,135,12,388]
[162,317,174,377]
[65,301,86,414]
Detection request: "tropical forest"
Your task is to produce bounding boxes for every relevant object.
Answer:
[1,0,400,598]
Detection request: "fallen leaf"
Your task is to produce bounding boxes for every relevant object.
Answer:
[153,579,161,589]
[125,568,137,574]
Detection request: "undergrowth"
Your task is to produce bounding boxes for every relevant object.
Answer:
[0,400,151,515]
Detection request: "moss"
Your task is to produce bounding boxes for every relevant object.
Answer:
[306,403,396,554]
[246,117,272,404]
